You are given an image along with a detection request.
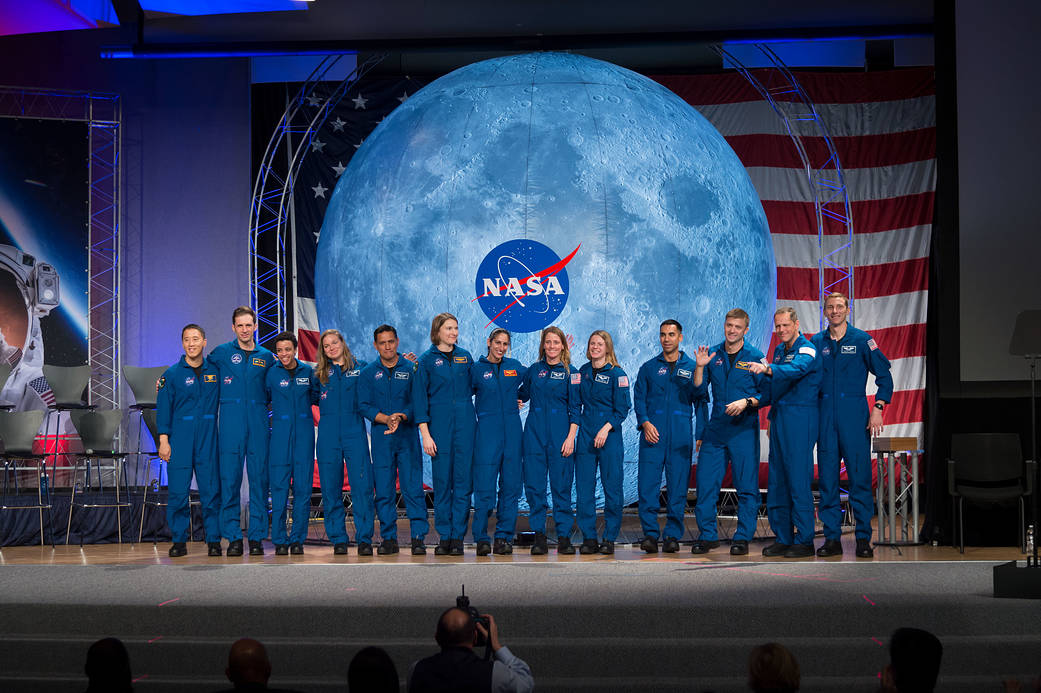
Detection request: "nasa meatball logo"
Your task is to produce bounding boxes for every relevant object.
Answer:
[374,371,384,380]
[483,371,493,380]
[473,239,579,333]
[279,379,290,388]
[657,366,667,376]
[538,369,548,378]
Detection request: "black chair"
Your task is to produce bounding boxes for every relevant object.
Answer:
[948,433,1036,553]
[0,363,14,410]
[66,409,132,546]
[122,365,166,492]
[40,364,94,475]
[0,410,52,546]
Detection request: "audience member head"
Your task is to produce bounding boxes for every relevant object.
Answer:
[226,638,272,688]
[885,627,942,693]
[748,642,800,693]
[85,637,133,692]
[348,646,398,693]
[434,607,475,650]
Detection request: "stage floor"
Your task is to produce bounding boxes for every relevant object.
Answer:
[0,525,1024,565]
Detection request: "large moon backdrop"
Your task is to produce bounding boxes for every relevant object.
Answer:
[316,52,775,506]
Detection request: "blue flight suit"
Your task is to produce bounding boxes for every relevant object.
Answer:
[470,356,527,544]
[358,355,429,543]
[518,360,581,538]
[208,341,273,542]
[693,343,766,543]
[575,363,631,543]
[412,345,476,542]
[634,352,707,541]
[156,356,221,543]
[265,361,318,546]
[316,362,375,545]
[761,334,821,547]
[813,325,893,541]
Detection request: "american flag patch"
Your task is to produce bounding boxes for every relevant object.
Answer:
[867,338,878,351]
[29,376,56,406]
[617,376,629,388]
[570,373,581,384]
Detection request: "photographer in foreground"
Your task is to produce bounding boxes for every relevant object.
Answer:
[408,607,534,693]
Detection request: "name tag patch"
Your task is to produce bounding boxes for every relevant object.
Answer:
[394,371,410,380]
[784,354,794,362]
[550,371,565,380]
[453,356,468,364]
[347,369,360,377]
[296,377,310,385]
[841,345,857,354]
[252,357,266,367]
[504,369,517,377]
[595,374,610,384]
[203,374,217,383]
[677,369,691,379]
[735,361,752,371]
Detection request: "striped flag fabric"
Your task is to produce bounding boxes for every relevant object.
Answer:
[293,67,934,447]
[655,68,934,447]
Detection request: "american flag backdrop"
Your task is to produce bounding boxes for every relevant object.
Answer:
[292,67,934,449]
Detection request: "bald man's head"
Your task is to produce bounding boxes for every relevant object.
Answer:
[226,638,272,686]
[435,607,475,649]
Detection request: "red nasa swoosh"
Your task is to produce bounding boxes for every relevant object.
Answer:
[472,243,581,328]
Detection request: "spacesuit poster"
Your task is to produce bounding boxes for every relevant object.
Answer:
[0,117,89,412]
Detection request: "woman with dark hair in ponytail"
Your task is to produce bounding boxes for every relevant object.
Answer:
[469,328,527,556]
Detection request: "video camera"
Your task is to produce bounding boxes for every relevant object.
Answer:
[457,585,492,659]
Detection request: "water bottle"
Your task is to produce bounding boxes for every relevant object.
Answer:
[1027,524,1035,556]
[40,471,48,498]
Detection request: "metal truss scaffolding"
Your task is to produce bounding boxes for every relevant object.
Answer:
[714,44,856,328]
[249,54,385,346]
[0,87,122,408]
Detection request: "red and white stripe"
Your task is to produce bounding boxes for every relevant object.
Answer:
[657,68,935,446]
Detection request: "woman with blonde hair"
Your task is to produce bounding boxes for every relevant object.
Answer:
[469,328,527,556]
[413,313,476,555]
[518,326,581,555]
[314,328,375,555]
[574,329,631,555]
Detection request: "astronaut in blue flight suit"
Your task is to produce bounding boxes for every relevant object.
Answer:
[358,324,429,556]
[812,292,892,559]
[518,326,581,555]
[315,328,375,555]
[470,328,527,557]
[264,331,318,556]
[414,312,476,556]
[749,307,822,558]
[691,308,765,556]
[157,324,222,558]
[634,319,707,554]
[207,306,273,557]
[575,330,632,555]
